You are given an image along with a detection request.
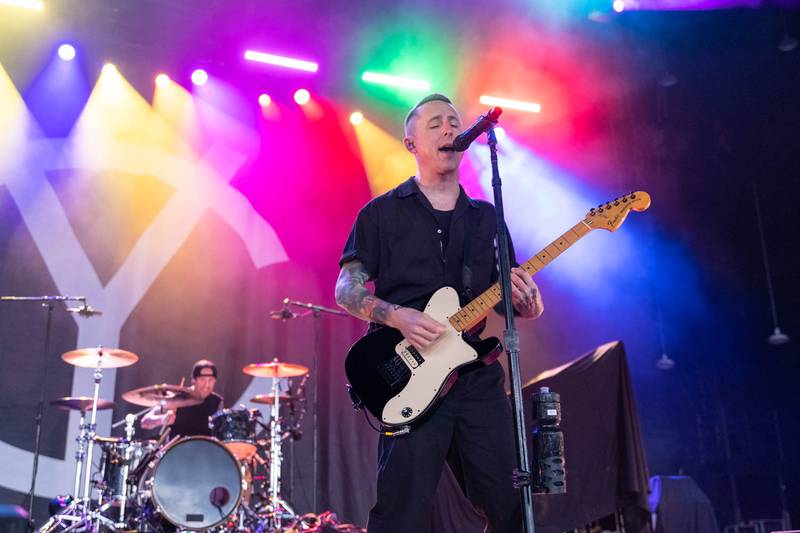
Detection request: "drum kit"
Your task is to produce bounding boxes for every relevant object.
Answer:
[40,347,311,532]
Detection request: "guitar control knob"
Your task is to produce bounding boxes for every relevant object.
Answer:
[401,407,412,418]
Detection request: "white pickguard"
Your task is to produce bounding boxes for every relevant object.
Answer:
[381,287,478,426]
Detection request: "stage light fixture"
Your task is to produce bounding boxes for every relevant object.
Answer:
[57,44,76,61]
[479,95,541,113]
[191,69,208,86]
[361,72,431,91]
[102,63,118,75]
[612,0,625,12]
[258,93,272,107]
[294,89,310,105]
[244,50,319,73]
[1,0,44,10]
[349,111,364,125]
[155,74,170,88]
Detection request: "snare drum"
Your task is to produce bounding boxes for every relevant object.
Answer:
[209,407,259,460]
[145,436,243,530]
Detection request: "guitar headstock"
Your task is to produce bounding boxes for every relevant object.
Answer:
[584,191,651,232]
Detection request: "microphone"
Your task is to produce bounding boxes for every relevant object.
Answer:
[66,305,103,317]
[451,107,503,152]
[270,298,296,321]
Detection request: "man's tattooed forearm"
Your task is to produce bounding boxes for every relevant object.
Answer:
[335,262,370,315]
[368,298,399,324]
[335,261,397,325]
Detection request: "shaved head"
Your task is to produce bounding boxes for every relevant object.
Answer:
[404,93,455,136]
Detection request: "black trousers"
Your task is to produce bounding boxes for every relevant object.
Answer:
[367,362,522,533]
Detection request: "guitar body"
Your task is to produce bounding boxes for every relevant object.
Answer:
[344,287,501,427]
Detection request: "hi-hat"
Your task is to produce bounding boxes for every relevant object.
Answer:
[50,396,116,412]
[250,394,298,405]
[61,347,139,369]
[243,360,308,378]
[122,383,202,409]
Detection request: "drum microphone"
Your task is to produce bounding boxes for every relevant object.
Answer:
[66,304,103,317]
[451,107,503,152]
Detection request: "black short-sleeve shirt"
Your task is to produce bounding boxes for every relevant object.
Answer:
[170,392,223,438]
[339,177,516,312]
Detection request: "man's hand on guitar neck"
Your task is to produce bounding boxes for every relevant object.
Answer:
[510,267,544,319]
[335,260,448,350]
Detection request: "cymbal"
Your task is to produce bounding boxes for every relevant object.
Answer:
[50,396,115,412]
[250,394,298,405]
[122,383,202,409]
[61,347,139,369]
[243,361,308,378]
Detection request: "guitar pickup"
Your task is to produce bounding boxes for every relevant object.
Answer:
[377,355,411,389]
[399,344,425,369]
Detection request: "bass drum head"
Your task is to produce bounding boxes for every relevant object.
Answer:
[151,436,242,530]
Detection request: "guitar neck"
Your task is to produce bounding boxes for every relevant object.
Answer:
[448,220,593,332]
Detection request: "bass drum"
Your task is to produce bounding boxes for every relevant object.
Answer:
[148,436,242,530]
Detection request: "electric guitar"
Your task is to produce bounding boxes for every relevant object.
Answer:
[345,191,651,427]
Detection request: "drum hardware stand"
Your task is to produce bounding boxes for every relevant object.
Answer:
[114,414,137,528]
[247,367,301,529]
[41,353,120,533]
[0,295,95,532]
[264,369,296,529]
[279,298,348,511]
[72,409,89,505]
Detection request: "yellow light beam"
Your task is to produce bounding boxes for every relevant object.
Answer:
[352,117,417,197]
[0,63,36,177]
[71,64,192,163]
[153,78,204,154]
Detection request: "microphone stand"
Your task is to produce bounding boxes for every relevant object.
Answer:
[0,295,89,532]
[485,128,537,533]
[283,299,348,513]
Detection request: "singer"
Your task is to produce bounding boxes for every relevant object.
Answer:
[335,93,543,532]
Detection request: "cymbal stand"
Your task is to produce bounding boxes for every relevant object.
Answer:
[69,353,116,531]
[72,409,88,502]
[82,360,103,505]
[39,361,117,532]
[265,371,295,529]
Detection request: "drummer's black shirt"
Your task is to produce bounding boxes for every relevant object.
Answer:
[170,392,223,438]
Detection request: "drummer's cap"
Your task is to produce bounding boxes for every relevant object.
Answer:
[192,359,218,379]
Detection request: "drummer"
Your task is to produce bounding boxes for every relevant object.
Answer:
[141,359,223,438]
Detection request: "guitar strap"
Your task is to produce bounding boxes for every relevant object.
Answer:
[461,207,477,303]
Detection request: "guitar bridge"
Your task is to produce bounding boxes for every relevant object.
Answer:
[377,355,411,389]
